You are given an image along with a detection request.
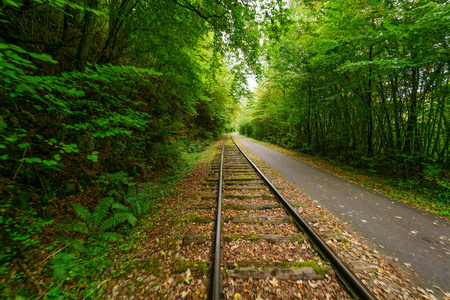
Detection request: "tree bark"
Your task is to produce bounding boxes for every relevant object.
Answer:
[76,0,99,71]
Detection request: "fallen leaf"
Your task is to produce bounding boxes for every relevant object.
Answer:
[234,293,242,299]
[184,268,191,284]
[269,277,279,287]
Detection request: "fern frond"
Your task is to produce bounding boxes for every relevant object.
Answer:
[112,202,130,212]
[139,199,152,216]
[100,232,123,242]
[99,212,131,231]
[127,214,137,226]
[53,252,76,281]
[91,197,114,226]
[131,202,141,216]
[54,219,89,234]
[125,190,153,216]
[71,203,91,222]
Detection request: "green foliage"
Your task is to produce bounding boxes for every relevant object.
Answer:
[0,200,53,276]
[112,187,153,224]
[241,0,450,209]
[53,252,77,282]
[0,0,285,297]
[47,242,111,298]
[55,197,129,239]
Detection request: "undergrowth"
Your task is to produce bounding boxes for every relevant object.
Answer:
[1,145,207,299]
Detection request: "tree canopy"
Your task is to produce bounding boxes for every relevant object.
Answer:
[239,0,449,207]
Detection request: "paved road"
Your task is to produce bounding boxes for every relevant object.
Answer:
[234,133,450,295]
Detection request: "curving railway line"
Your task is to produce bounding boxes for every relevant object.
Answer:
[194,135,375,299]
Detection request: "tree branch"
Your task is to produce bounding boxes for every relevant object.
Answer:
[171,0,228,22]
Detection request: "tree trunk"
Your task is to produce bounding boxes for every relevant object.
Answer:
[367,44,374,157]
[76,0,99,71]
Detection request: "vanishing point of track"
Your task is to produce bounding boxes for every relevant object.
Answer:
[207,135,376,299]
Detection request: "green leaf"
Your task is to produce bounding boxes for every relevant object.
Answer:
[0,155,8,160]
[2,0,21,8]
[87,154,98,162]
[18,143,30,148]
[54,154,61,161]
[22,157,42,164]
[42,160,58,166]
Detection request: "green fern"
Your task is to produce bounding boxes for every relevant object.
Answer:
[54,219,89,234]
[100,232,123,242]
[63,197,131,235]
[71,203,92,222]
[111,202,129,212]
[123,187,153,217]
[91,197,114,226]
[99,212,136,232]
[53,252,76,281]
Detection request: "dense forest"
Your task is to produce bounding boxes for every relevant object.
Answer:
[0,0,284,297]
[1,0,449,297]
[239,0,449,209]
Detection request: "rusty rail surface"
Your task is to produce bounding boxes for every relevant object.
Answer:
[210,141,224,300]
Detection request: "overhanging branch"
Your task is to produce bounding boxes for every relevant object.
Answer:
[171,0,228,22]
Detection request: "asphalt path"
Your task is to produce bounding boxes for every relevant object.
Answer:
[233,133,450,296]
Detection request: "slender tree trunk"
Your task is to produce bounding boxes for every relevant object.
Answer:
[391,76,402,151]
[378,75,394,151]
[307,80,312,148]
[76,0,99,71]
[367,44,374,157]
[404,66,419,176]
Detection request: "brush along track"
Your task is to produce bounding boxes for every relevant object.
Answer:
[182,136,376,299]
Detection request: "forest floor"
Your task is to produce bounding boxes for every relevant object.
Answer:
[103,137,448,299]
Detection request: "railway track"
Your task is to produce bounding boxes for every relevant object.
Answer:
[185,135,376,299]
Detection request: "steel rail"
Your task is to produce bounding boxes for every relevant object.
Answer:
[231,135,376,300]
[210,141,224,300]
